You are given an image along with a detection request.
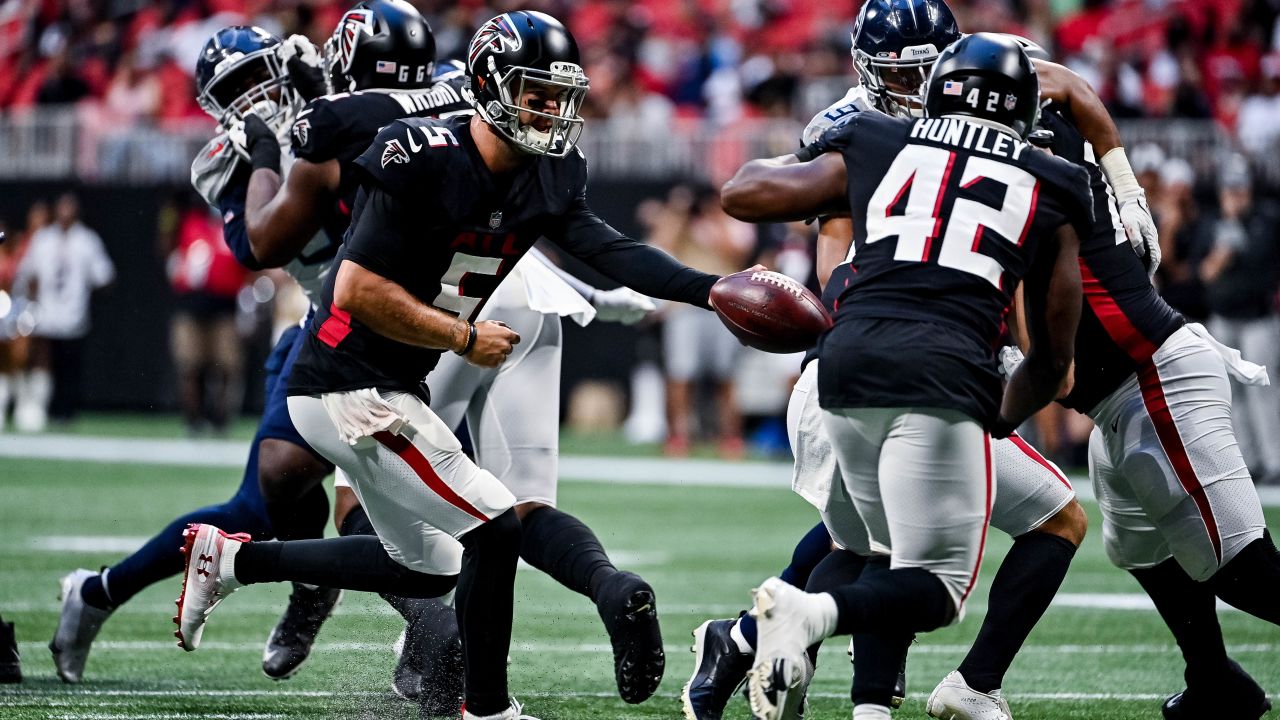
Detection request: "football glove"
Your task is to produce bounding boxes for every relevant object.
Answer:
[278,35,327,101]
[1100,147,1161,279]
[227,113,282,173]
[591,287,656,325]
[998,345,1025,379]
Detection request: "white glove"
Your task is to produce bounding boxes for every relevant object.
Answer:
[1118,192,1161,279]
[278,34,323,68]
[591,287,656,325]
[998,345,1025,379]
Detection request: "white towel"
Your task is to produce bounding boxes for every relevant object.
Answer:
[320,388,410,446]
[1186,322,1270,386]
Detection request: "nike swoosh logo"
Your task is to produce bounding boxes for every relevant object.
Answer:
[406,129,422,153]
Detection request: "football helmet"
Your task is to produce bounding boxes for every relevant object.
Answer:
[323,0,436,93]
[924,32,1040,139]
[851,0,961,118]
[196,26,299,133]
[464,11,589,157]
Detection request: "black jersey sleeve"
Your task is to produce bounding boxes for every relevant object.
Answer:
[350,119,444,199]
[1030,151,1095,242]
[341,186,415,284]
[547,192,719,309]
[290,98,348,163]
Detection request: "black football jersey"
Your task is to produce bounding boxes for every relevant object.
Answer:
[817,111,1094,425]
[289,70,472,245]
[288,115,718,396]
[1037,108,1184,412]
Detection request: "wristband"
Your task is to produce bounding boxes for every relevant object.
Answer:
[456,321,477,356]
[1099,147,1141,201]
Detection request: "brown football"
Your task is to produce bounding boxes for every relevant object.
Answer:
[709,270,833,353]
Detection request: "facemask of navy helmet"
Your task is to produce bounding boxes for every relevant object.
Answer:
[464,11,590,157]
[196,26,300,134]
[850,0,961,118]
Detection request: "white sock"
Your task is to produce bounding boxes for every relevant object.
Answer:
[729,617,754,654]
[220,540,245,591]
[812,592,840,639]
[853,703,892,719]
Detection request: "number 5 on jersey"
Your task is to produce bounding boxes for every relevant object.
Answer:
[864,144,1039,288]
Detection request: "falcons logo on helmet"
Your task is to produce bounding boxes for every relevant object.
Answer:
[467,14,522,69]
[334,9,374,73]
[381,138,410,168]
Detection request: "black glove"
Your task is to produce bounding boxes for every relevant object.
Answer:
[243,114,281,174]
[795,120,848,162]
[286,55,328,102]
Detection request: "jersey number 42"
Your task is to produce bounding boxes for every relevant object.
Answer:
[864,144,1039,288]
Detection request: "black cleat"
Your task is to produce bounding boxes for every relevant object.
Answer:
[1162,661,1272,720]
[1,617,20,684]
[597,571,664,704]
[390,598,464,717]
[262,584,342,680]
[682,618,752,719]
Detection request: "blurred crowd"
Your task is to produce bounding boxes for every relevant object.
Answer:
[3,0,1280,148]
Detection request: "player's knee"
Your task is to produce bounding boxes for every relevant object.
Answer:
[257,438,329,502]
[514,501,550,521]
[1036,499,1088,547]
[461,508,522,554]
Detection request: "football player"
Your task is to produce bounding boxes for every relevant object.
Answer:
[171,12,748,720]
[239,1,659,709]
[721,34,1091,720]
[49,24,342,684]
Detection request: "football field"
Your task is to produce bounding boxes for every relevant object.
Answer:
[1,426,1277,719]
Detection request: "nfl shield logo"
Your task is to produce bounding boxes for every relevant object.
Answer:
[489,211,502,229]
[1004,94,1018,111]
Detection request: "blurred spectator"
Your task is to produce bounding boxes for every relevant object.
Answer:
[36,49,91,105]
[1237,53,1280,156]
[11,194,114,430]
[0,203,45,432]
[1200,155,1280,483]
[1153,157,1212,321]
[647,184,754,458]
[160,195,249,436]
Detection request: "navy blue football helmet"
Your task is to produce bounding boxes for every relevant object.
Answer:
[196,26,299,132]
[851,0,961,117]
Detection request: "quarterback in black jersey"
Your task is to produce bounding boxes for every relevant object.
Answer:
[720,35,1088,720]
[174,12,731,720]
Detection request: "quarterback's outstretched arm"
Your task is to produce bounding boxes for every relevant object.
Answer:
[720,153,847,223]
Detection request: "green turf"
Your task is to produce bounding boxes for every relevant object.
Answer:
[1,454,1277,719]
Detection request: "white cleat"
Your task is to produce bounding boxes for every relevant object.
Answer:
[174,524,248,651]
[49,569,113,683]
[926,671,1013,720]
[746,577,832,720]
[462,697,540,719]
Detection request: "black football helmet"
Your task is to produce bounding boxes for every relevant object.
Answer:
[924,32,1040,139]
[464,11,589,157]
[851,0,961,118]
[196,26,299,132]
[324,0,436,93]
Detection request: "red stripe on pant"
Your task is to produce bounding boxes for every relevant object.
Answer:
[373,431,491,523]
[1007,432,1072,489]
[1135,362,1222,563]
[962,433,994,603]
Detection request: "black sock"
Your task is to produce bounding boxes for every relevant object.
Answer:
[234,536,456,598]
[266,483,329,542]
[457,509,522,717]
[957,531,1077,693]
[801,549,869,665]
[337,504,439,621]
[828,566,954,636]
[833,557,914,708]
[1210,532,1280,625]
[519,507,617,602]
[1131,558,1230,686]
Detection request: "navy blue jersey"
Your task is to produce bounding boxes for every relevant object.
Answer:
[817,111,1093,425]
[288,115,718,396]
[1038,108,1184,412]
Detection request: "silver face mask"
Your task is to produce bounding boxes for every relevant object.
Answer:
[852,40,941,118]
[198,48,299,134]
[468,60,589,157]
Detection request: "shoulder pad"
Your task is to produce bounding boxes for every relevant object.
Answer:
[802,87,875,147]
[289,98,349,161]
[1030,150,1095,233]
[191,134,243,207]
[353,118,462,195]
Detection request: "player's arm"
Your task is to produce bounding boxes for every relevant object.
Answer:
[526,246,656,323]
[335,188,518,368]
[992,222,1082,438]
[721,153,847,223]
[547,195,721,309]
[815,216,853,291]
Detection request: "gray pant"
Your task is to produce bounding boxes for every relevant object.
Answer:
[1208,314,1280,475]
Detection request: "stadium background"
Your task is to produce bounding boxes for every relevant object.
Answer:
[0,1,1278,718]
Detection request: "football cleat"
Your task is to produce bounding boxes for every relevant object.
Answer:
[1161,660,1272,720]
[746,578,831,720]
[262,583,342,679]
[462,697,539,719]
[596,571,664,704]
[174,524,248,651]
[682,618,753,719]
[847,637,908,708]
[1,615,20,684]
[49,569,112,683]
[926,671,1012,720]
[391,599,465,716]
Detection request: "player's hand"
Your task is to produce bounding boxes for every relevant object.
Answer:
[465,320,521,368]
[229,113,283,171]
[592,287,656,325]
[998,345,1025,379]
[1118,192,1161,279]
[279,34,328,101]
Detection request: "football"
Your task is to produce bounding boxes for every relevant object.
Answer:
[709,270,833,353]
